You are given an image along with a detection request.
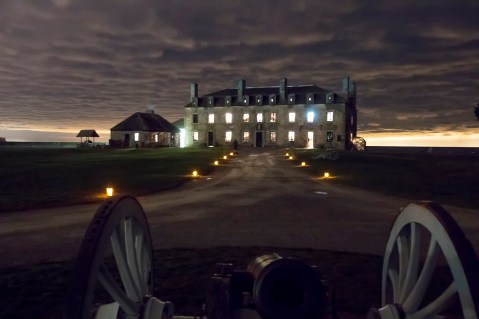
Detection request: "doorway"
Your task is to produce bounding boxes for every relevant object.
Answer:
[255,131,263,147]
[207,131,214,147]
[124,134,130,147]
[307,131,314,149]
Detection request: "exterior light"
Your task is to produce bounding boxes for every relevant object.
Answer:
[214,161,219,166]
[289,156,293,160]
[301,162,306,166]
[192,170,198,177]
[285,152,289,156]
[106,187,114,197]
[229,152,234,156]
[324,172,330,178]
[223,155,228,160]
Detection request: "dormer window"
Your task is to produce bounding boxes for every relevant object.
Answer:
[326,92,335,103]
[192,97,198,106]
[243,95,249,106]
[269,94,276,105]
[288,93,295,105]
[256,95,263,106]
[208,96,214,106]
[225,96,232,106]
[307,93,314,103]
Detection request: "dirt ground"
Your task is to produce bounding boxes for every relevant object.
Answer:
[1,148,478,268]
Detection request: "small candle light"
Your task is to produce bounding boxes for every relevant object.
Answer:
[214,160,219,166]
[301,162,306,166]
[106,187,114,197]
[324,172,330,178]
[192,170,198,177]
[289,156,293,160]
[223,155,228,160]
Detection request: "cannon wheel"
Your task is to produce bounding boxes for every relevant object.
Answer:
[64,195,155,319]
[371,202,479,319]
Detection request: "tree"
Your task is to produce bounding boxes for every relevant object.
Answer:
[475,103,479,121]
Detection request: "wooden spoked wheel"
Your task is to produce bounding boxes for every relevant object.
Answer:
[64,195,173,319]
[369,202,479,319]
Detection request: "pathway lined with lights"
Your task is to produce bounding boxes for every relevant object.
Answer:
[1,149,479,267]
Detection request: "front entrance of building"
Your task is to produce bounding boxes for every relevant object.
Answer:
[255,131,263,147]
[124,134,130,147]
[307,131,314,149]
[207,131,214,147]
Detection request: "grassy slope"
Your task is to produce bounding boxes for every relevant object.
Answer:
[292,149,479,209]
[0,147,224,212]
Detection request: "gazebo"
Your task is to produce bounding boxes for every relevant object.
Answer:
[76,130,100,146]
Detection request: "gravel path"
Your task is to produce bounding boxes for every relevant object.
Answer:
[1,149,478,267]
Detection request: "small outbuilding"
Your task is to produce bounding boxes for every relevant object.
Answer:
[110,110,179,148]
[76,130,100,147]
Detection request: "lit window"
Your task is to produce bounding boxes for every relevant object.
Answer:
[134,132,139,142]
[257,98,261,103]
[288,131,295,141]
[208,114,215,123]
[225,131,232,142]
[327,111,334,122]
[154,134,159,143]
[289,112,296,123]
[193,131,199,141]
[243,113,249,122]
[307,111,314,123]
[256,113,263,123]
[270,112,276,122]
[243,131,249,142]
[270,131,277,143]
[271,98,274,102]
[327,131,334,142]
[308,96,313,102]
[225,113,232,123]
[192,113,198,124]
[290,97,293,102]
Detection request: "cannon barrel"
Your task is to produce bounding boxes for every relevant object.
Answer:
[247,254,325,319]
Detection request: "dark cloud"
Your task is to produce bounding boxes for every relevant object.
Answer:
[0,0,478,142]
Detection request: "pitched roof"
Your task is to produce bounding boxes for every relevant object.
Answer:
[185,84,346,107]
[110,112,179,133]
[76,130,100,137]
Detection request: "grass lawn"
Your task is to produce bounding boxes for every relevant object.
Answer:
[291,149,479,209]
[0,147,225,212]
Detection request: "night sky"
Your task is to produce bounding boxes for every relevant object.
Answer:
[0,0,478,145]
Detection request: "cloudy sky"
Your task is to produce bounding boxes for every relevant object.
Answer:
[0,0,478,145]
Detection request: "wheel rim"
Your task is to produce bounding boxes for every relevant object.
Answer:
[64,195,154,319]
[380,202,479,319]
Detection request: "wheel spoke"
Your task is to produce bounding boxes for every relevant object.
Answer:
[111,225,142,301]
[124,218,145,296]
[403,237,440,312]
[397,235,410,298]
[388,268,400,302]
[98,264,139,315]
[400,222,421,303]
[94,302,120,319]
[134,234,147,293]
[413,283,457,319]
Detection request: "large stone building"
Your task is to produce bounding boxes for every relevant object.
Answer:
[184,77,357,149]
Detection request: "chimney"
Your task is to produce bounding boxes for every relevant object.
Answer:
[279,78,287,103]
[190,83,198,101]
[237,79,245,98]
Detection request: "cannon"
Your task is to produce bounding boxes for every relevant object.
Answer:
[64,195,479,319]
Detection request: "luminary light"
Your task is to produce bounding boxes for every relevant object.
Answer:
[229,152,234,156]
[192,170,198,177]
[214,160,219,166]
[285,152,289,156]
[301,162,306,166]
[223,155,227,160]
[106,187,114,197]
[289,156,293,160]
[324,172,330,178]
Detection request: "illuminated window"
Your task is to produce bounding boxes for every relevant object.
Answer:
[307,111,314,123]
[193,131,199,141]
[289,112,296,123]
[154,134,159,143]
[243,113,249,122]
[243,131,249,142]
[288,131,295,141]
[326,131,334,142]
[225,131,232,142]
[225,113,233,123]
[256,113,263,123]
[193,113,198,124]
[134,132,139,142]
[327,111,334,122]
[270,112,276,122]
[270,131,277,143]
[208,114,215,123]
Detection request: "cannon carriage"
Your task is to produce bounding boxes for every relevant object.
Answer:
[64,195,479,319]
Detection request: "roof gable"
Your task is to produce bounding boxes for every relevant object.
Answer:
[76,130,99,137]
[111,112,179,133]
